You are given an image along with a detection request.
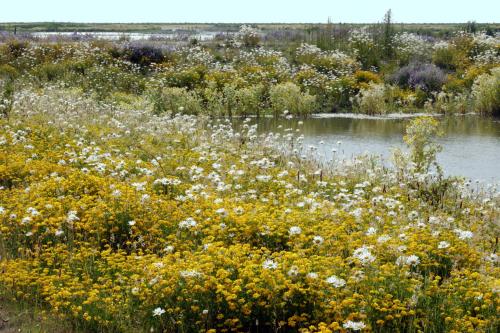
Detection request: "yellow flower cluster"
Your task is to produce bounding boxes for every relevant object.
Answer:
[0,89,498,332]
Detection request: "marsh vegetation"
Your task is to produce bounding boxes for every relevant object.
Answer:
[0,17,499,333]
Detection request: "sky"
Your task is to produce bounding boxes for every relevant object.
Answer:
[0,0,499,23]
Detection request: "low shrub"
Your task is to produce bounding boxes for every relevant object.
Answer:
[0,64,18,118]
[431,91,470,114]
[269,82,316,116]
[391,62,447,93]
[221,84,264,117]
[354,70,382,85]
[432,46,460,71]
[471,67,500,116]
[151,87,203,115]
[123,44,165,66]
[32,62,68,83]
[352,82,387,115]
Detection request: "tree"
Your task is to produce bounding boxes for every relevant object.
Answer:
[382,9,394,59]
[465,21,477,34]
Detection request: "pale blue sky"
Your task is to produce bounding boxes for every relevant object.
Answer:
[1,0,498,23]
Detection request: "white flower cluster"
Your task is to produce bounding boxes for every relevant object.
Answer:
[179,217,197,229]
[393,32,431,59]
[396,254,420,267]
[352,245,376,265]
[325,275,346,287]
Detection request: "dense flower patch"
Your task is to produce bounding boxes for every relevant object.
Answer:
[1,28,499,116]
[0,89,498,332]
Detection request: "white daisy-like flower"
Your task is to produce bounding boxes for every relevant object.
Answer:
[397,255,420,267]
[215,208,227,216]
[179,270,202,278]
[377,235,391,243]
[485,253,498,264]
[343,320,366,331]
[287,266,299,277]
[365,227,377,236]
[179,217,197,229]
[326,275,346,288]
[66,210,79,223]
[312,235,324,245]
[437,241,450,249]
[152,307,165,317]
[454,229,473,240]
[352,245,376,265]
[289,226,302,236]
[153,262,164,269]
[262,259,278,270]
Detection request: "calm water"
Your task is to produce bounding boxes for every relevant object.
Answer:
[31,31,223,41]
[250,114,500,183]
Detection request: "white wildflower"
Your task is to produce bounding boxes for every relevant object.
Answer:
[262,259,278,270]
[152,307,165,317]
[438,241,450,249]
[179,217,197,229]
[343,320,366,331]
[326,275,346,288]
[353,246,376,265]
[289,226,302,236]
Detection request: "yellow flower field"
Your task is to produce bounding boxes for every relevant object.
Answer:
[0,88,498,332]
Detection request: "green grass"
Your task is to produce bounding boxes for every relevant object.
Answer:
[0,295,74,333]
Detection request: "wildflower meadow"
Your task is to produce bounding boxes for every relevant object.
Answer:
[0,18,499,333]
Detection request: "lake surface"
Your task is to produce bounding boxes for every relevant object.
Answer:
[250,114,500,184]
[31,31,225,41]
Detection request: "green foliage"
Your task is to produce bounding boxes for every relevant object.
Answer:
[83,66,145,100]
[32,62,68,83]
[0,64,18,118]
[0,31,497,117]
[238,25,261,48]
[352,82,388,115]
[159,65,205,90]
[4,40,29,60]
[354,70,382,85]
[348,31,381,70]
[404,116,443,175]
[432,47,459,71]
[221,84,264,117]
[431,91,470,114]
[471,67,500,116]
[382,9,395,58]
[269,82,316,116]
[151,87,202,115]
[392,117,459,207]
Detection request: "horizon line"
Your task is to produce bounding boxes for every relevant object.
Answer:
[2,21,499,25]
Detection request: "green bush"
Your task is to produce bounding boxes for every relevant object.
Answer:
[157,65,206,90]
[202,83,264,116]
[471,67,500,116]
[404,116,443,174]
[83,66,146,99]
[0,64,18,118]
[222,84,264,117]
[352,82,387,115]
[269,82,316,116]
[151,87,202,115]
[432,47,458,71]
[32,62,68,83]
